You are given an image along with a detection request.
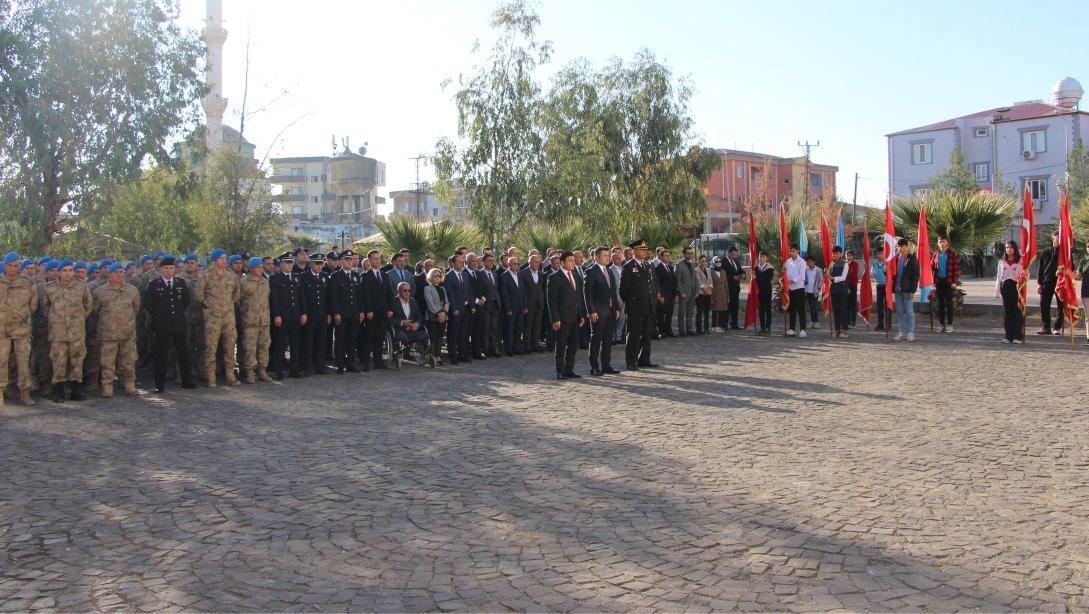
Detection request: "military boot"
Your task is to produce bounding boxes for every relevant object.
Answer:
[206,371,217,388]
[225,371,239,386]
[68,381,85,401]
[123,382,138,396]
[50,383,66,403]
[256,368,272,382]
[100,383,113,399]
[242,371,255,384]
[19,388,35,406]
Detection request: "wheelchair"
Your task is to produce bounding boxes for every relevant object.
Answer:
[381,321,434,370]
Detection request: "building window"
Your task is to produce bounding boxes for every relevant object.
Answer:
[750,167,763,187]
[809,173,823,190]
[312,175,319,182]
[1021,129,1047,155]
[911,141,933,165]
[290,167,303,176]
[291,205,303,215]
[912,186,929,197]
[974,127,989,138]
[735,165,744,179]
[1024,177,1049,207]
[432,208,439,217]
[311,196,318,203]
[973,162,990,182]
[291,187,304,195]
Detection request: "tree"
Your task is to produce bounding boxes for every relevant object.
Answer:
[0,0,206,251]
[191,147,285,255]
[283,232,326,255]
[885,190,1017,259]
[928,146,976,194]
[434,0,551,246]
[84,165,200,255]
[1066,139,1089,206]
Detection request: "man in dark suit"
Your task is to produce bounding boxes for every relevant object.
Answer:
[519,254,545,353]
[499,255,526,356]
[442,253,473,364]
[144,256,196,393]
[473,254,501,358]
[298,254,329,375]
[1036,232,1064,335]
[547,251,587,379]
[723,246,744,330]
[655,249,678,337]
[386,252,416,304]
[269,253,307,379]
[360,249,391,370]
[390,281,430,363]
[584,246,621,376]
[620,239,658,370]
[327,250,362,373]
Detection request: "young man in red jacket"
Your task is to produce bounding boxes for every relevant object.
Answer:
[932,236,960,333]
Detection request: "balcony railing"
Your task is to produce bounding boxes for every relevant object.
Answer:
[277,194,306,202]
[269,174,306,183]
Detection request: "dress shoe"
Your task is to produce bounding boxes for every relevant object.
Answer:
[626,363,639,371]
[373,362,389,370]
[154,386,165,394]
[488,351,502,358]
[314,368,329,375]
[639,362,660,368]
[182,382,196,389]
[590,368,603,376]
[336,367,345,374]
[556,372,567,380]
[347,366,361,373]
[564,371,582,379]
[603,367,622,375]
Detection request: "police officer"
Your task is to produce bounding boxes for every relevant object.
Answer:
[269,252,307,379]
[42,259,93,402]
[299,253,329,375]
[327,250,362,373]
[93,263,140,397]
[0,251,39,405]
[619,238,659,370]
[195,248,241,387]
[323,251,339,360]
[144,256,196,393]
[238,257,272,383]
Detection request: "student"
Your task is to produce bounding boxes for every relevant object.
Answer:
[803,256,823,329]
[784,244,807,337]
[754,251,775,335]
[871,236,888,331]
[828,247,850,338]
[932,236,960,333]
[845,249,859,328]
[994,241,1024,344]
[893,238,920,341]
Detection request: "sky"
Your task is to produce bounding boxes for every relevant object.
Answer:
[177,0,1089,214]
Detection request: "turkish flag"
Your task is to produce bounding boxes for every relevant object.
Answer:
[743,211,760,330]
[1056,190,1080,325]
[859,225,873,323]
[917,205,934,297]
[1017,185,1036,312]
[819,216,833,313]
[883,205,897,309]
[779,203,790,310]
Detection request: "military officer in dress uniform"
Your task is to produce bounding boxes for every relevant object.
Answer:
[269,252,307,379]
[299,253,329,375]
[144,256,196,393]
[619,238,659,370]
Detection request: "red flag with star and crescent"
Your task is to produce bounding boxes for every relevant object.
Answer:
[883,205,897,309]
[1056,189,1080,326]
[819,215,833,313]
[860,223,873,323]
[743,210,760,330]
[779,202,790,310]
[1017,184,1036,313]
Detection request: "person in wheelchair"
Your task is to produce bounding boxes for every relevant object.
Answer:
[390,281,430,365]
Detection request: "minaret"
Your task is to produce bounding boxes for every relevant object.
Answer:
[201,0,228,150]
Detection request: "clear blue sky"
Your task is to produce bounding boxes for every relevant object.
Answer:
[178,0,1089,211]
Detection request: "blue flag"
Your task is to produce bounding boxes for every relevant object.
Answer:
[798,218,808,256]
[836,214,846,251]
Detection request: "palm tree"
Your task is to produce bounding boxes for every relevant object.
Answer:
[886,190,1017,258]
[376,217,428,256]
[514,221,596,254]
[377,217,483,259]
[638,221,690,255]
[427,220,482,258]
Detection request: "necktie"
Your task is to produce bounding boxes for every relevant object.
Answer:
[567,271,575,290]
[602,265,610,287]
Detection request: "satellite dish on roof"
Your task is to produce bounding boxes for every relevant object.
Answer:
[358,145,367,156]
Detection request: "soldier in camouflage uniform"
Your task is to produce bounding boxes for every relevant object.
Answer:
[93,263,141,398]
[134,255,155,367]
[32,259,58,395]
[82,261,104,393]
[195,249,240,387]
[238,257,272,383]
[177,253,203,383]
[42,260,93,402]
[0,252,39,406]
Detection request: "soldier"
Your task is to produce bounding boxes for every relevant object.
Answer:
[134,254,155,366]
[328,250,362,374]
[269,252,307,378]
[81,261,105,393]
[93,263,140,397]
[32,260,57,395]
[238,257,272,383]
[0,252,39,405]
[619,238,659,371]
[178,253,203,382]
[145,256,196,393]
[299,253,329,375]
[42,259,93,402]
[195,248,241,387]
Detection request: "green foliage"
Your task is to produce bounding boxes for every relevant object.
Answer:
[376,218,483,260]
[927,146,977,194]
[0,0,206,250]
[1067,139,1089,206]
[734,203,839,268]
[886,190,1018,256]
[638,221,690,256]
[282,233,326,255]
[514,221,597,255]
[190,147,285,255]
[375,217,429,257]
[82,166,200,255]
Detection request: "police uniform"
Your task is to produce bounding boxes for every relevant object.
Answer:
[327,251,361,372]
[619,239,658,370]
[269,253,307,378]
[298,254,329,375]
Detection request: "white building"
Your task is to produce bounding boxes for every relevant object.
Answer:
[886,77,1088,223]
[388,187,469,221]
[270,149,387,245]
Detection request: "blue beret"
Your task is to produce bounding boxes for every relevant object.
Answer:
[58,259,74,269]
[2,251,20,265]
[209,248,226,262]
[139,254,152,263]
[107,263,124,274]
[161,253,175,262]
[20,259,32,270]
[185,252,199,263]
[247,256,263,268]
[73,261,87,271]
[153,250,164,258]
[87,263,99,273]
[227,254,242,265]
[126,261,136,269]
[44,261,59,272]
[37,256,53,265]
[99,259,113,266]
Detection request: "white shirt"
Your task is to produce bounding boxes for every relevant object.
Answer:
[509,270,519,286]
[599,264,611,287]
[400,298,412,316]
[785,256,807,290]
[531,270,538,283]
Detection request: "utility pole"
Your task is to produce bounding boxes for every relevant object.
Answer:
[797,140,820,206]
[409,154,428,220]
[852,172,859,224]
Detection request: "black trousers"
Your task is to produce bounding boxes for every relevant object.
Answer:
[426,320,446,359]
[695,295,711,333]
[589,310,615,369]
[504,311,524,355]
[657,299,675,335]
[1000,279,1023,341]
[271,321,302,374]
[474,307,499,355]
[727,283,741,328]
[446,309,471,361]
[300,315,326,372]
[523,307,541,352]
[1040,282,1064,330]
[758,289,772,330]
[554,319,579,374]
[806,293,820,324]
[334,316,359,368]
[831,293,849,333]
[935,279,954,326]
[625,312,654,366]
[152,329,191,390]
[361,315,388,366]
[847,286,858,326]
[788,288,807,331]
[875,284,886,328]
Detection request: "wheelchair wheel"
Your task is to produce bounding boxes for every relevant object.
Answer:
[382,329,400,371]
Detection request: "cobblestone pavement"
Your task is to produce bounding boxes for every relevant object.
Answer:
[2,318,1088,612]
